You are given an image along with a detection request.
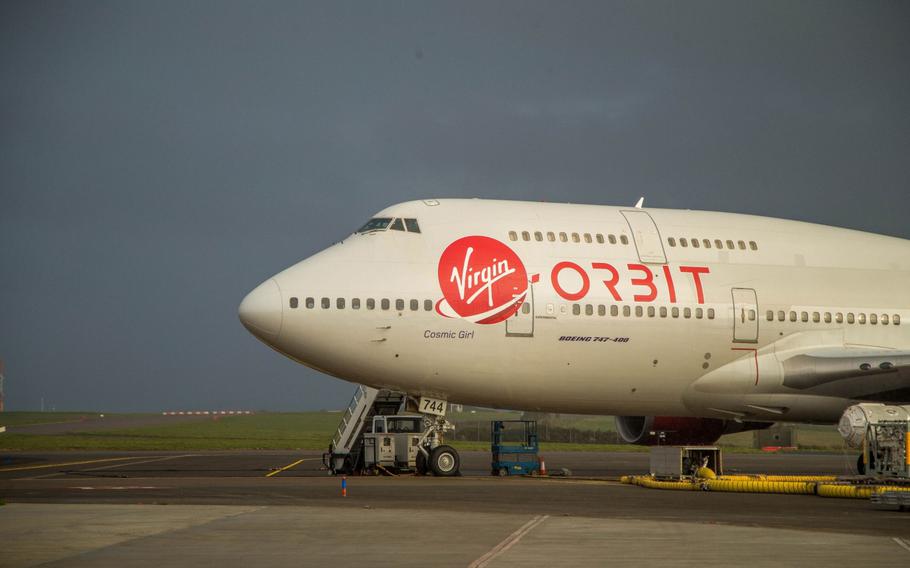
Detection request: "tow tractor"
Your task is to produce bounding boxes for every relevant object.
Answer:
[323,386,460,476]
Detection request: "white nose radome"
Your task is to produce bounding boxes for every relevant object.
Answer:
[238,278,283,342]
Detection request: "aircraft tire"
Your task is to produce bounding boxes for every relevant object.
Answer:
[430,445,460,476]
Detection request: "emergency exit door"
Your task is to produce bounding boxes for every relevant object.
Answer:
[621,210,667,264]
[732,288,759,343]
[506,282,534,337]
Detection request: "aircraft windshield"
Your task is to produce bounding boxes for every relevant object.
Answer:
[357,217,393,233]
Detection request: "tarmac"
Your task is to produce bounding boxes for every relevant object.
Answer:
[2,450,909,567]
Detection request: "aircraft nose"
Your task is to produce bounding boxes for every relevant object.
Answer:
[238,278,283,342]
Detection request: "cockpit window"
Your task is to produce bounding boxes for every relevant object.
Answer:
[390,218,406,231]
[404,218,421,233]
[357,218,393,233]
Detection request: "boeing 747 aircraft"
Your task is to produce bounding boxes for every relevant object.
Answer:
[239,199,909,474]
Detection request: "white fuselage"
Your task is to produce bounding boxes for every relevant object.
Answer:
[239,199,910,423]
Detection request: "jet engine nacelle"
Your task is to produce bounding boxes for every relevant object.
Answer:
[615,415,772,445]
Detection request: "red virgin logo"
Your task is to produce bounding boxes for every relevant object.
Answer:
[437,236,528,324]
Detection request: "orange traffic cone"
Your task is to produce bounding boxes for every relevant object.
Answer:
[539,456,547,476]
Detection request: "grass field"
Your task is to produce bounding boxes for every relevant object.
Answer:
[0,413,340,451]
[0,411,847,452]
[0,412,116,427]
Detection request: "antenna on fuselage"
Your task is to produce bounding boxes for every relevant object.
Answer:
[634,197,644,209]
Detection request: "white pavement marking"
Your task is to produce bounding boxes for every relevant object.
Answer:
[468,514,549,568]
[894,537,910,553]
[29,454,196,479]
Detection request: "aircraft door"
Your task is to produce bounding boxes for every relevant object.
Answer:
[732,288,759,343]
[505,282,534,337]
[621,210,667,264]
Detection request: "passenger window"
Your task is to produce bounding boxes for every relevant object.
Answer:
[559,232,568,242]
[835,312,843,323]
[870,313,878,324]
[789,311,797,322]
[534,231,543,242]
[509,231,518,241]
[824,313,831,323]
[410,299,418,311]
[522,303,531,314]
[696,308,703,319]
[801,311,808,322]
[585,304,593,316]
[424,299,433,311]
[660,307,668,318]
[691,238,700,248]
[847,313,855,324]
[778,311,785,321]
[306,297,315,309]
[584,233,592,244]
[367,298,375,310]
[596,234,605,244]
[738,240,746,250]
[623,306,631,317]
[882,314,889,325]
[522,231,530,241]
[404,218,421,233]
[598,305,606,316]
[714,239,723,249]
[812,312,820,323]
[668,237,676,247]
[684,307,692,319]
[620,235,629,245]
[337,298,345,309]
[707,308,715,319]
[571,233,580,243]
[672,307,680,318]
[289,297,298,309]
[680,238,688,248]
[648,306,655,317]
[322,297,330,309]
[547,232,556,242]
[749,241,758,251]
[766,310,774,321]
[352,298,361,310]
[390,218,405,231]
[608,234,617,244]
[610,305,619,317]
[895,314,901,325]
[703,239,711,249]
[381,299,390,310]
[572,304,581,315]
[726,240,735,249]
[858,313,866,324]
[396,299,405,311]
[635,306,643,317]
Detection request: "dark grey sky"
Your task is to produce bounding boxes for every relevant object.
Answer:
[1,1,908,411]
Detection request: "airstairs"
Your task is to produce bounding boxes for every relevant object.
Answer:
[324,385,405,474]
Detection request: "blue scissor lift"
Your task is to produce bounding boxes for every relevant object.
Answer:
[491,420,540,476]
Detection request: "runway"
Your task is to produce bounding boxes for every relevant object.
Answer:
[2,450,909,567]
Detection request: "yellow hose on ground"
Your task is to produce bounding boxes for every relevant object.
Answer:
[816,484,910,499]
[621,475,699,490]
[635,477,700,491]
[718,475,837,482]
[703,479,818,495]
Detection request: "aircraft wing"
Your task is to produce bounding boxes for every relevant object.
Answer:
[781,346,910,402]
